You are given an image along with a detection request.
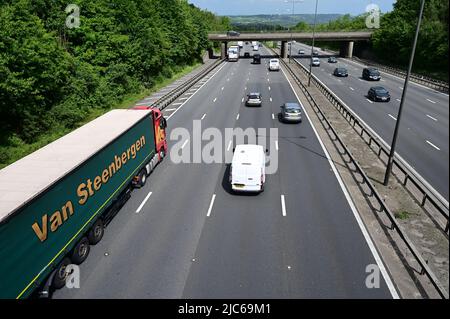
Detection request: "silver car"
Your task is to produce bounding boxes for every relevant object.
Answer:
[245,92,262,106]
[280,103,302,123]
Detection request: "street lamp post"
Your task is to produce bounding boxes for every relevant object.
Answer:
[285,0,304,63]
[308,0,319,86]
[383,0,426,185]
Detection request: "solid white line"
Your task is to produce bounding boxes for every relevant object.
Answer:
[213,97,217,102]
[280,66,399,299]
[426,114,438,121]
[426,140,440,151]
[388,114,397,121]
[206,194,216,217]
[426,98,437,104]
[281,195,286,217]
[181,139,189,149]
[227,140,232,151]
[275,140,279,151]
[272,113,275,120]
[236,113,240,120]
[136,191,153,214]
[201,113,206,120]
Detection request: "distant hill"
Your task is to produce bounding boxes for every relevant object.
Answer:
[228,14,343,27]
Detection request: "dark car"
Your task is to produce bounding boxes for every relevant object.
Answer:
[368,86,390,102]
[280,102,302,123]
[253,54,261,64]
[328,57,338,63]
[362,68,381,81]
[227,30,240,36]
[244,52,250,58]
[333,67,348,77]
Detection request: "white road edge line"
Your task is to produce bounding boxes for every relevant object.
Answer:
[280,66,400,299]
[136,191,153,214]
[426,140,441,151]
[281,195,286,217]
[166,62,227,120]
[206,194,216,217]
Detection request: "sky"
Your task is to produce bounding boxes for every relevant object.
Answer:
[187,0,396,16]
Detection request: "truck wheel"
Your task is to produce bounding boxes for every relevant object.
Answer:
[52,257,71,289]
[137,169,147,188]
[71,237,90,265]
[88,219,104,245]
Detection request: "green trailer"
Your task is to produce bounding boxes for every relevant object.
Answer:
[0,108,167,298]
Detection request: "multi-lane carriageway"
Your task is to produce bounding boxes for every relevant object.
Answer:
[55,44,398,298]
[290,42,449,200]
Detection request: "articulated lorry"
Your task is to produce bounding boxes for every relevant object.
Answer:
[0,107,167,298]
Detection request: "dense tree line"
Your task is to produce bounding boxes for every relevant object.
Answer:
[293,0,448,78]
[0,0,229,150]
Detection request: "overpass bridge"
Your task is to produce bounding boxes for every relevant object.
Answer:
[208,31,373,59]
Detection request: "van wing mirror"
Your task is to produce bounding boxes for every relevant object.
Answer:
[160,117,167,129]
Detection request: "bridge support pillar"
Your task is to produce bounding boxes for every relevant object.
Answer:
[221,42,228,60]
[281,41,288,58]
[340,41,354,58]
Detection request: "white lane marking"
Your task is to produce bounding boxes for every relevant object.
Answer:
[227,78,230,81]
[388,114,397,121]
[268,86,271,91]
[272,113,275,120]
[275,140,279,151]
[426,140,440,151]
[179,97,189,100]
[136,191,153,214]
[185,92,195,95]
[270,97,273,102]
[213,97,217,102]
[281,195,286,217]
[426,114,438,121]
[358,78,364,82]
[171,102,183,106]
[242,97,245,103]
[227,140,232,151]
[396,98,401,102]
[267,78,270,82]
[280,66,400,299]
[399,86,403,90]
[245,87,247,90]
[366,98,374,104]
[349,87,354,91]
[164,108,177,112]
[206,194,216,217]
[135,102,151,106]
[236,113,240,120]
[201,113,206,120]
[221,87,224,91]
[426,98,437,104]
[181,139,189,149]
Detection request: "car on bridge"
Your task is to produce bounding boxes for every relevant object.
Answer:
[328,57,338,63]
[333,67,348,77]
[227,30,240,36]
[279,102,302,123]
[312,50,319,56]
[362,67,381,81]
[245,92,262,107]
[230,144,266,193]
[368,86,391,102]
[298,49,305,55]
[311,57,320,67]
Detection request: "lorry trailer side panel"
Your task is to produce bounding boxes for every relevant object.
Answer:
[0,115,155,299]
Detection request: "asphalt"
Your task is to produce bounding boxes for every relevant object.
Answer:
[53,44,393,299]
[290,42,449,199]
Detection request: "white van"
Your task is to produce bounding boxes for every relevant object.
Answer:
[253,45,259,51]
[230,145,266,193]
[269,59,280,71]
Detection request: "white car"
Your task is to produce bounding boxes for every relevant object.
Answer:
[269,59,280,71]
[253,45,259,51]
[230,145,266,193]
[311,57,320,66]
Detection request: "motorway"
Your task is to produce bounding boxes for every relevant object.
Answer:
[290,42,449,199]
[54,44,395,298]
